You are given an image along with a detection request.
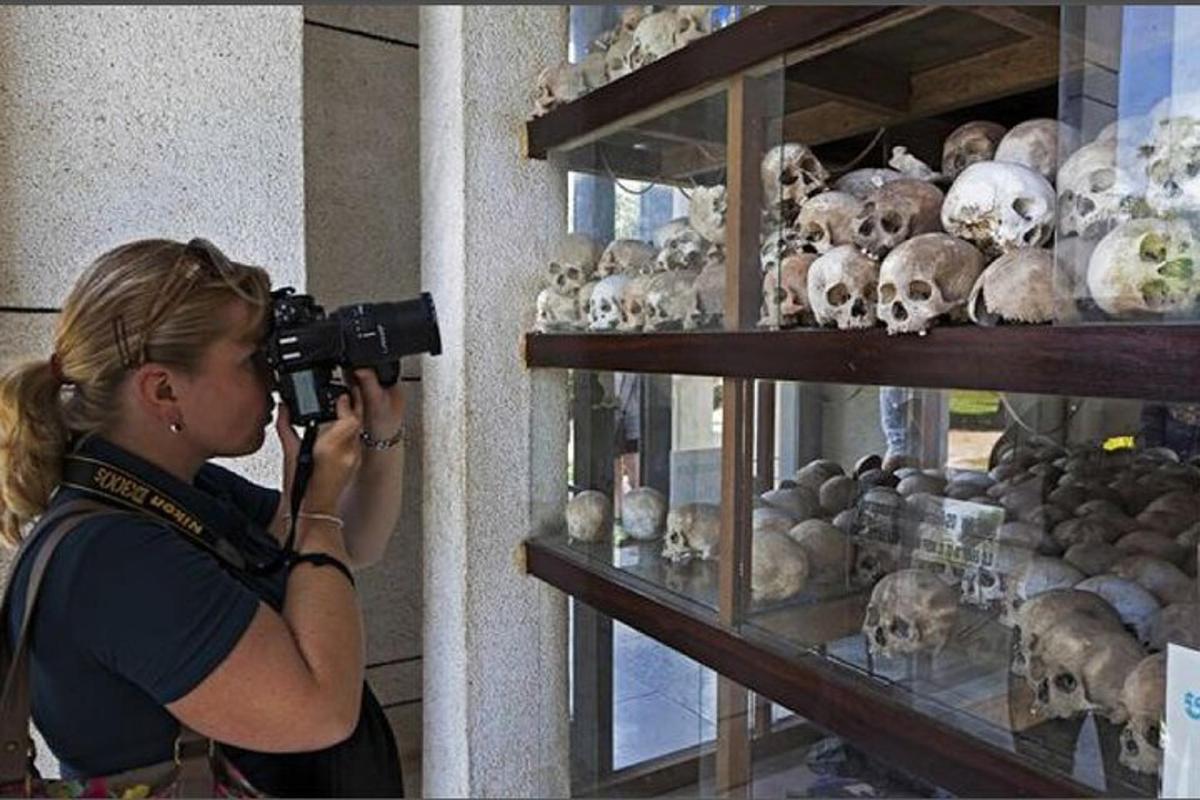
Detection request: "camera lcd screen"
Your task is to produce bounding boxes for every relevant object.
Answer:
[293,370,320,417]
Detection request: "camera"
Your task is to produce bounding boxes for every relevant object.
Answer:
[262,288,442,425]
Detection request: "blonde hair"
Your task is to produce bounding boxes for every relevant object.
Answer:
[0,239,272,546]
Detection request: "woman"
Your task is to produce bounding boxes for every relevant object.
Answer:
[0,238,408,796]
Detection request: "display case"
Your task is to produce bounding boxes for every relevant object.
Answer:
[522,6,1200,798]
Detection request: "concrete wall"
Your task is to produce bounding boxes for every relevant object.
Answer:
[300,5,423,794]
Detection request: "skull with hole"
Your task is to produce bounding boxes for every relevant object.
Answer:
[888,146,942,182]
[1057,140,1141,241]
[759,253,817,329]
[687,255,725,330]
[1027,615,1143,722]
[1063,542,1124,577]
[762,143,829,222]
[566,490,612,542]
[851,179,944,260]
[597,239,657,279]
[547,233,602,295]
[877,233,986,335]
[1120,653,1167,775]
[1076,574,1161,646]
[587,275,631,332]
[655,223,708,273]
[1112,555,1194,605]
[942,162,1056,257]
[942,120,1007,180]
[643,269,700,331]
[1012,589,1125,677]
[807,246,880,330]
[797,191,863,254]
[1087,218,1200,318]
[621,486,668,541]
[535,287,580,333]
[662,503,721,562]
[688,185,727,245]
[533,62,587,117]
[863,569,958,658]
[968,248,1056,325]
[751,531,811,604]
[1149,602,1200,651]
[994,119,1065,184]
[626,9,685,71]
[1001,556,1085,626]
[788,520,852,588]
[835,168,905,201]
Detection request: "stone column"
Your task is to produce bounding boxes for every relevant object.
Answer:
[419,6,570,796]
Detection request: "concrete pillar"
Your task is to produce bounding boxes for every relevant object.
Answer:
[419,6,570,796]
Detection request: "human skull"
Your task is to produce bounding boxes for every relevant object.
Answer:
[994,119,1063,184]
[942,120,1007,180]
[578,51,609,92]
[687,255,725,330]
[655,223,708,273]
[877,233,986,335]
[1001,556,1085,626]
[662,503,721,562]
[1141,112,1200,216]
[759,253,816,329]
[1076,574,1161,645]
[942,162,1056,256]
[819,475,858,516]
[851,179,944,260]
[1112,555,1194,605]
[674,5,713,46]
[535,287,580,333]
[1056,140,1140,241]
[597,239,656,278]
[616,275,651,332]
[1012,589,1125,677]
[605,30,637,81]
[968,248,1056,325]
[807,245,880,330]
[1028,615,1143,722]
[787,519,851,588]
[643,269,700,331]
[762,143,829,221]
[627,9,684,71]
[834,168,904,201]
[1087,217,1199,318]
[547,233,602,294]
[1120,653,1167,775]
[751,531,810,604]
[797,191,862,254]
[587,275,631,332]
[533,62,586,117]
[759,225,805,274]
[1063,542,1123,576]
[566,490,611,542]
[761,486,820,521]
[754,505,798,539]
[688,184,727,245]
[851,540,902,588]
[887,146,942,182]
[863,569,958,658]
[1149,602,1200,651]
[621,487,667,540]
[795,459,845,494]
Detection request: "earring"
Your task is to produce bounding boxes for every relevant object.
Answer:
[170,421,184,434]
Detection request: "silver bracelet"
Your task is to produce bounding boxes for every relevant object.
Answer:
[360,424,406,450]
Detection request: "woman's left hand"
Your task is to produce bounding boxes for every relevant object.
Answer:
[350,368,407,440]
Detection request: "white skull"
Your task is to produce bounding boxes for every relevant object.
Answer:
[621,486,667,540]
[547,233,602,294]
[643,269,700,331]
[762,143,829,221]
[1057,140,1140,241]
[1141,113,1200,216]
[1027,615,1143,722]
[587,275,631,332]
[1075,574,1161,646]
[751,531,810,604]
[566,490,611,542]
[887,146,942,182]
[534,287,580,333]
[617,275,651,332]
[687,256,725,330]
[796,191,862,254]
[597,239,656,278]
[662,503,721,562]
[533,62,586,117]
[863,569,958,658]
[1087,218,1199,318]
[627,10,683,71]
[1011,589,1125,677]
[1148,602,1200,652]
[688,184,727,245]
[967,248,1056,325]
[1063,542,1123,576]
[1112,555,1194,606]
[593,5,649,53]
[655,223,708,273]
[1119,653,1166,775]
[1001,556,1085,626]
[994,119,1063,184]
[760,225,805,274]
[942,120,1007,180]
[674,5,713,46]
[942,161,1056,256]
[877,233,985,335]
[851,179,944,259]
[807,245,880,330]
[759,253,816,329]
[834,168,904,200]
[787,519,851,587]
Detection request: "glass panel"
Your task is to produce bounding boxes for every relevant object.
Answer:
[1057,5,1200,324]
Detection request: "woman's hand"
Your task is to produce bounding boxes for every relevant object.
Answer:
[275,389,364,517]
[350,368,406,441]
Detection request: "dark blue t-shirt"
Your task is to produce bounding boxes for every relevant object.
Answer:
[5,435,286,781]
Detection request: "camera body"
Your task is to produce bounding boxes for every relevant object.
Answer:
[263,288,442,425]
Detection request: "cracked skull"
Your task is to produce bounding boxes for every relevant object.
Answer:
[942,161,1056,256]
[662,503,721,562]
[1087,217,1200,318]
[851,178,944,260]
[877,233,986,334]
[807,245,880,330]
[863,569,958,658]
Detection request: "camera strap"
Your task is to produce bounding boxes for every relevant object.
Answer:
[60,454,250,573]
